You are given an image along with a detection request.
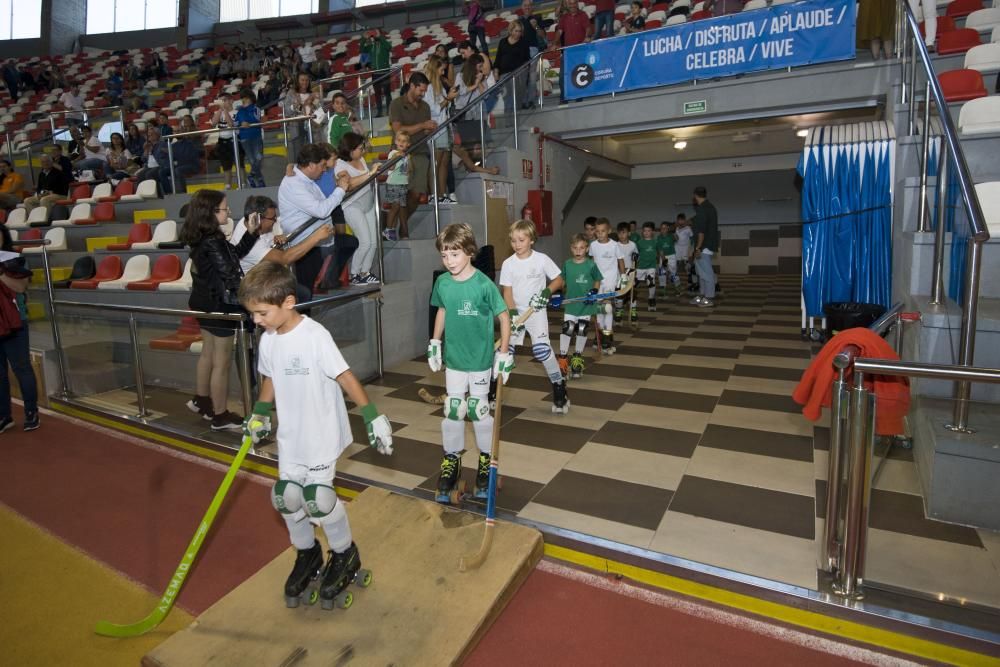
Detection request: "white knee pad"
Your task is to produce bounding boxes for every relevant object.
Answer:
[467,396,490,422]
[532,343,553,362]
[444,395,467,421]
[272,480,306,520]
[303,483,339,519]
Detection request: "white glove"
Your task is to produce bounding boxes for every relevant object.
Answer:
[427,338,442,372]
[362,404,393,455]
[616,273,629,291]
[493,349,514,384]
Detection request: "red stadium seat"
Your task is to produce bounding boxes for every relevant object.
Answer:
[690,10,712,20]
[939,69,988,102]
[921,16,956,37]
[946,0,982,18]
[75,202,116,226]
[54,183,91,207]
[937,28,981,55]
[100,179,134,202]
[71,255,123,289]
[106,222,152,251]
[149,316,202,350]
[127,254,182,291]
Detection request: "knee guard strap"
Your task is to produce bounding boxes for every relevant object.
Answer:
[444,396,467,421]
[467,396,490,422]
[561,319,576,337]
[532,343,552,362]
[271,480,304,515]
[575,320,589,337]
[303,483,338,518]
[645,275,655,288]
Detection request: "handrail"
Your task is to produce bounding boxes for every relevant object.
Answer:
[47,105,124,117]
[317,66,398,87]
[853,358,1000,384]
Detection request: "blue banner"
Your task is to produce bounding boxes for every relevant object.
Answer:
[562,0,855,100]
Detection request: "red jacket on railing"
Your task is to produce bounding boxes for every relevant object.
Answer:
[793,328,911,436]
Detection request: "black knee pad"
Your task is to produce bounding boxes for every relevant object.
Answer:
[575,320,589,337]
[562,320,576,337]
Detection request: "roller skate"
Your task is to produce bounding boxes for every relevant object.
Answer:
[569,353,585,379]
[614,307,623,325]
[648,297,657,312]
[630,303,638,322]
[602,332,616,355]
[551,379,570,414]
[436,452,462,503]
[318,542,371,611]
[283,540,324,608]
[557,354,570,379]
[474,452,491,499]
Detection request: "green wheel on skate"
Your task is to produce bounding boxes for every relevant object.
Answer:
[336,591,353,609]
[308,589,319,605]
[358,569,373,588]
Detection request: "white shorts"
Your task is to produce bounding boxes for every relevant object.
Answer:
[511,309,551,348]
[445,367,491,399]
[279,459,337,487]
[636,268,657,282]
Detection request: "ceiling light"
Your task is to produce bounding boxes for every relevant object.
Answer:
[673,140,687,150]
[796,129,809,138]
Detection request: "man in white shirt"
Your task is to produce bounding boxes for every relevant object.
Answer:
[277,144,351,297]
[231,195,335,302]
[60,83,85,127]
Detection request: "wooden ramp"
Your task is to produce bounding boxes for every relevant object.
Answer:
[143,487,543,667]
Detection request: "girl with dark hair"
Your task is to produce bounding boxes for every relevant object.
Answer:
[125,123,144,157]
[106,131,135,180]
[0,230,38,432]
[181,190,261,431]
[335,132,382,285]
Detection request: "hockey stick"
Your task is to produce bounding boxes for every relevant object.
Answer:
[459,378,502,572]
[549,272,636,309]
[418,308,534,405]
[94,425,259,638]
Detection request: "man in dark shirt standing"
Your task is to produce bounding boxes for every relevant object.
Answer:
[690,185,719,308]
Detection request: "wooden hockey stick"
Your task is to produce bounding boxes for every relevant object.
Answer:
[459,378,503,572]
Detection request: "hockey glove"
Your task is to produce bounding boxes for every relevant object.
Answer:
[616,273,630,291]
[243,401,273,444]
[509,309,526,336]
[427,338,442,372]
[361,403,394,455]
[549,293,564,309]
[584,288,599,304]
[493,349,515,384]
[529,288,551,310]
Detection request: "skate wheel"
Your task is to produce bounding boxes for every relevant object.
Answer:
[285,595,301,609]
[449,480,467,505]
[308,589,320,605]
[336,591,353,609]
[321,597,334,611]
[357,569,373,588]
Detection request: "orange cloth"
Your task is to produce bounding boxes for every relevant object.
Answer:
[792,328,910,436]
[0,171,24,196]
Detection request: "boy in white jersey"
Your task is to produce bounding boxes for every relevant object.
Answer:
[240,261,394,611]
[615,221,638,324]
[589,218,626,354]
[499,219,567,413]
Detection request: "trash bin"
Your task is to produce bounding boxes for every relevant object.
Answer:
[822,302,887,335]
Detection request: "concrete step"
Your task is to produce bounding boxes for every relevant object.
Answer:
[897,230,1000,300]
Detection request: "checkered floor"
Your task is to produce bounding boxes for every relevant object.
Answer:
[73,275,1000,609]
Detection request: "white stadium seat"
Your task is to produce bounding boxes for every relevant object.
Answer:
[97,255,150,289]
[22,227,67,254]
[958,96,1000,135]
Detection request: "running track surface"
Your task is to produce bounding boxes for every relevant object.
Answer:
[1,408,873,665]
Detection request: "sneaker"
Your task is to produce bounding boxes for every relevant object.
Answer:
[186,395,213,421]
[361,272,380,284]
[697,299,715,308]
[349,274,366,286]
[382,229,398,242]
[0,416,13,433]
[22,411,39,432]
[211,411,243,432]
[690,296,704,305]
[445,193,458,203]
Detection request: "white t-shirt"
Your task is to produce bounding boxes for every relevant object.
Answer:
[230,217,276,273]
[257,316,354,466]
[499,250,561,312]
[589,239,624,284]
[675,225,693,256]
[618,240,637,271]
[335,158,373,211]
[298,44,317,64]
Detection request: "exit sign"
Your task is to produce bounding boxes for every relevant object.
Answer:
[683,100,707,115]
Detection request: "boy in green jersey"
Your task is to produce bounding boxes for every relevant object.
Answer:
[658,221,680,295]
[634,222,661,311]
[428,223,512,502]
[559,234,603,379]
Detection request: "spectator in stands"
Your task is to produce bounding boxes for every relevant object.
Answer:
[74,125,108,177]
[283,72,320,163]
[163,117,201,195]
[434,44,455,87]
[556,0,592,48]
[0,246,40,432]
[135,125,169,192]
[18,65,36,93]
[157,112,174,137]
[212,94,242,190]
[217,54,234,80]
[181,189,260,431]
[236,88,266,188]
[60,83,85,127]
[106,67,124,106]
[623,2,646,33]
[519,0,547,105]
[298,42,318,76]
[465,0,490,54]
[277,143,351,296]
[390,71,436,217]
[2,61,18,100]
[125,122,145,157]
[49,67,68,92]
[149,52,169,80]
[857,0,896,59]
[494,20,533,112]
[593,0,615,39]
[50,144,73,176]
[230,195,333,303]
[336,132,382,285]
[22,154,71,213]
[0,160,24,211]
[197,58,217,83]
[105,132,136,181]
[36,67,53,92]
[423,56,459,204]
[690,186,719,308]
[362,29,394,117]
[327,92,356,150]
[311,143,360,291]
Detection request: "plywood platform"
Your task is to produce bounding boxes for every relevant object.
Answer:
[143,487,543,667]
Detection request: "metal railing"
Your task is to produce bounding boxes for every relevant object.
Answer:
[46,106,127,143]
[894,0,991,433]
[164,113,313,193]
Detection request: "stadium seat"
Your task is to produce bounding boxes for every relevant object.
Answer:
[52,255,95,288]
[690,9,712,19]
[5,208,27,229]
[54,183,90,207]
[966,7,1000,31]
[964,42,1000,72]
[97,255,150,290]
[21,227,67,254]
[743,0,767,9]
[12,228,41,247]
[666,13,686,25]
[974,181,1000,233]
[8,229,16,242]
[149,316,203,351]
[157,258,193,291]
[120,179,158,202]
[921,16,956,37]
[132,219,178,250]
[25,206,49,227]
[946,0,984,18]
[939,68,989,101]
[126,254,182,290]
[106,223,152,251]
[937,28,982,55]
[52,203,91,227]
[75,202,116,226]
[100,179,134,202]
[958,95,1000,134]
[71,255,123,289]
[78,182,112,204]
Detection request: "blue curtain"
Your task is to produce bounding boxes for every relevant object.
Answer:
[800,142,826,317]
